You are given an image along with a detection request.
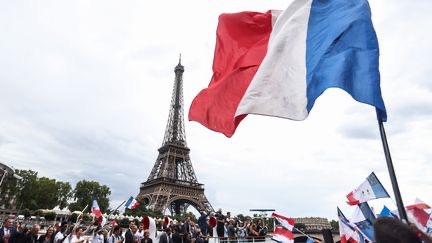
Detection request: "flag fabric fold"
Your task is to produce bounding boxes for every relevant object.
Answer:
[272,212,295,231]
[91,198,102,217]
[272,227,294,243]
[346,172,390,205]
[337,207,363,243]
[378,206,398,219]
[189,10,280,137]
[405,198,431,233]
[125,196,139,209]
[350,203,375,242]
[189,0,387,137]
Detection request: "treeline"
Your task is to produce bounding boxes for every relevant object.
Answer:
[0,169,110,213]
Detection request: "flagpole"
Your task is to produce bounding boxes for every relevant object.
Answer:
[76,205,89,223]
[293,227,315,242]
[107,200,126,218]
[377,119,408,222]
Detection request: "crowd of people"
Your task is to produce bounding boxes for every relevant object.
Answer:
[1,211,432,243]
[0,208,269,243]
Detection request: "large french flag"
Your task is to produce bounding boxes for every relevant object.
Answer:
[346,172,390,205]
[189,0,387,138]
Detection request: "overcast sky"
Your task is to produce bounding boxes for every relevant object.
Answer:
[0,0,431,221]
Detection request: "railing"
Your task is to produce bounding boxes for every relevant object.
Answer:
[192,236,273,243]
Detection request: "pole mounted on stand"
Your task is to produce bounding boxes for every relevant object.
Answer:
[377,117,408,222]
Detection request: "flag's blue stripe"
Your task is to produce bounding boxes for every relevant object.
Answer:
[359,202,377,222]
[367,172,390,198]
[125,196,133,207]
[305,0,387,121]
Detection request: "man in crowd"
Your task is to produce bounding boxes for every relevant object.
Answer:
[0,218,18,243]
[23,224,40,243]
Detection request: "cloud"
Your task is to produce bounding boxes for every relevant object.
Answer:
[0,0,431,221]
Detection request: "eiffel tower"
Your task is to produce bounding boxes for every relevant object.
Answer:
[137,56,214,215]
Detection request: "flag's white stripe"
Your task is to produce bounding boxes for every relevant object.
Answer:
[352,180,376,203]
[236,0,312,120]
[272,235,293,243]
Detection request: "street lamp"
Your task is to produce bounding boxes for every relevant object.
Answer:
[0,162,22,187]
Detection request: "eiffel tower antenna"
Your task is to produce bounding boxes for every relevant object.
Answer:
[137,57,213,215]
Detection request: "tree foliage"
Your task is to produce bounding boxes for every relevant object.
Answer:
[68,180,111,213]
[0,170,73,211]
[329,219,339,231]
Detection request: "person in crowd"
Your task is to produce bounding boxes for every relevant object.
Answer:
[109,226,123,243]
[206,213,215,237]
[373,217,432,243]
[159,228,171,243]
[140,230,152,243]
[182,232,191,243]
[124,222,136,243]
[38,226,54,243]
[236,222,247,242]
[23,224,40,243]
[226,219,236,243]
[53,223,67,243]
[215,209,225,239]
[247,223,259,239]
[70,227,85,243]
[0,218,18,243]
[134,224,144,243]
[181,218,191,235]
[170,227,181,243]
[93,229,105,243]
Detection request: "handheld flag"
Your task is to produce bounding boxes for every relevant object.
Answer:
[337,207,363,243]
[346,172,390,205]
[272,227,294,243]
[92,198,102,217]
[189,0,387,137]
[378,206,398,219]
[125,196,139,209]
[405,198,431,233]
[272,212,295,231]
[350,203,375,242]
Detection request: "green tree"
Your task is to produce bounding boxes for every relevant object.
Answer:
[16,170,39,210]
[294,223,306,231]
[119,218,130,228]
[45,212,56,221]
[35,177,60,209]
[69,180,111,213]
[329,219,339,231]
[57,182,72,210]
[0,172,21,209]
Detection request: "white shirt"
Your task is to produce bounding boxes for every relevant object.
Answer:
[93,234,104,243]
[54,232,65,243]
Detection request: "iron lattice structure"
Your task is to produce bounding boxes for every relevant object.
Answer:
[137,57,214,215]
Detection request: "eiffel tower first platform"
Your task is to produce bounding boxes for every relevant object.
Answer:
[137,57,214,215]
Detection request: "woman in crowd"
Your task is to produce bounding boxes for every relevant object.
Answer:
[38,226,54,243]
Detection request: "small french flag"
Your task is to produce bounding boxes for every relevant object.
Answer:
[125,196,139,209]
[272,212,295,231]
